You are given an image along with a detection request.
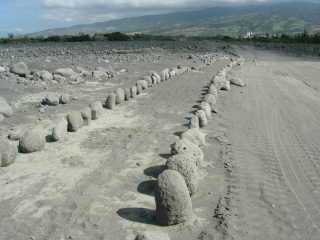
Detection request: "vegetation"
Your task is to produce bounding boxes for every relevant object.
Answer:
[1,31,320,45]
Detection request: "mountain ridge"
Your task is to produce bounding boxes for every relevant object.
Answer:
[30,2,320,37]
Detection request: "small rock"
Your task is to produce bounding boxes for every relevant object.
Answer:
[135,231,170,240]
[115,88,125,104]
[42,93,60,106]
[59,94,71,104]
[10,62,30,77]
[81,107,92,126]
[0,138,17,167]
[181,128,206,147]
[54,68,76,78]
[0,96,13,117]
[19,128,46,153]
[105,93,116,109]
[52,117,68,142]
[196,110,208,128]
[67,111,84,132]
[90,101,104,120]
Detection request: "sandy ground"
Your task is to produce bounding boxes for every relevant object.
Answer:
[1,43,320,240]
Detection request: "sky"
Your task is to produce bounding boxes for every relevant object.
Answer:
[0,0,312,36]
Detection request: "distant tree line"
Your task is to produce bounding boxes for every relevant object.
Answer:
[1,31,320,45]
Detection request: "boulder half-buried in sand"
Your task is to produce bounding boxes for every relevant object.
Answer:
[166,154,199,196]
[155,170,193,226]
[181,128,206,147]
[0,138,17,167]
[19,128,46,153]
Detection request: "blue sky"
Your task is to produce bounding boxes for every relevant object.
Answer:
[0,0,316,36]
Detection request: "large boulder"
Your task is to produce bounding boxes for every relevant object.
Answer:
[33,70,53,82]
[0,138,17,167]
[59,94,71,104]
[115,88,125,104]
[54,68,76,78]
[42,93,60,106]
[137,80,148,90]
[105,93,116,109]
[10,62,30,77]
[166,154,199,196]
[189,114,199,129]
[155,170,193,226]
[208,84,218,97]
[136,84,143,95]
[19,128,46,153]
[130,86,137,98]
[150,71,161,84]
[0,96,13,117]
[161,69,170,81]
[200,102,212,119]
[81,107,92,126]
[90,101,104,120]
[124,88,131,101]
[52,117,68,142]
[181,128,206,147]
[196,110,208,128]
[170,139,203,167]
[204,94,217,112]
[67,111,84,132]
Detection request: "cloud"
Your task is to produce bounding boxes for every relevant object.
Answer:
[41,0,270,23]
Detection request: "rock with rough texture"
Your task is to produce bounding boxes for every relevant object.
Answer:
[200,102,212,119]
[161,68,170,81]
[115,88,125,104]
[171,139,203,167]
[166,154,199,196]
[19,128,46,153]
[67,111,84,132]
[10,62,30,77]
[52,117,68,142]
[54,68,76,78]
[208,84,218,97]
[137,84,143,95]
[131,86,137,98]
[230,77,246,87]
[92,70,107,80]
[81,107,92,126]
[151,71,161,84]
[204,94,217,112]
[42,93,60,106]
[105,93,116,109]
[155,170,193,226]
[34,70,53,81]
[0,138,17,167]
[196,110,208,128]
[0,96,13,117]
[181,128,206,147]
[189,114,199,129]
[169,69,176,78]
[135,231,170,240]
[59,94,71,104]
[124,88,131,101]
[220,79,231,91]
[90,101,104,120]
[137,80,148,90]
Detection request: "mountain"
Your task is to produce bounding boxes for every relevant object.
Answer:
[31,2,320,37]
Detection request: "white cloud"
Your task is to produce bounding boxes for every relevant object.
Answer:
[41,0,270,23]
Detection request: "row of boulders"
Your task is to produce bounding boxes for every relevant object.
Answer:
[150,57,246,227]
[41,93,71,106]
[6,62,115,85]
[0,62,199,168]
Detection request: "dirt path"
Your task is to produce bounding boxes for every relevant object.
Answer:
[221,49,320,240]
